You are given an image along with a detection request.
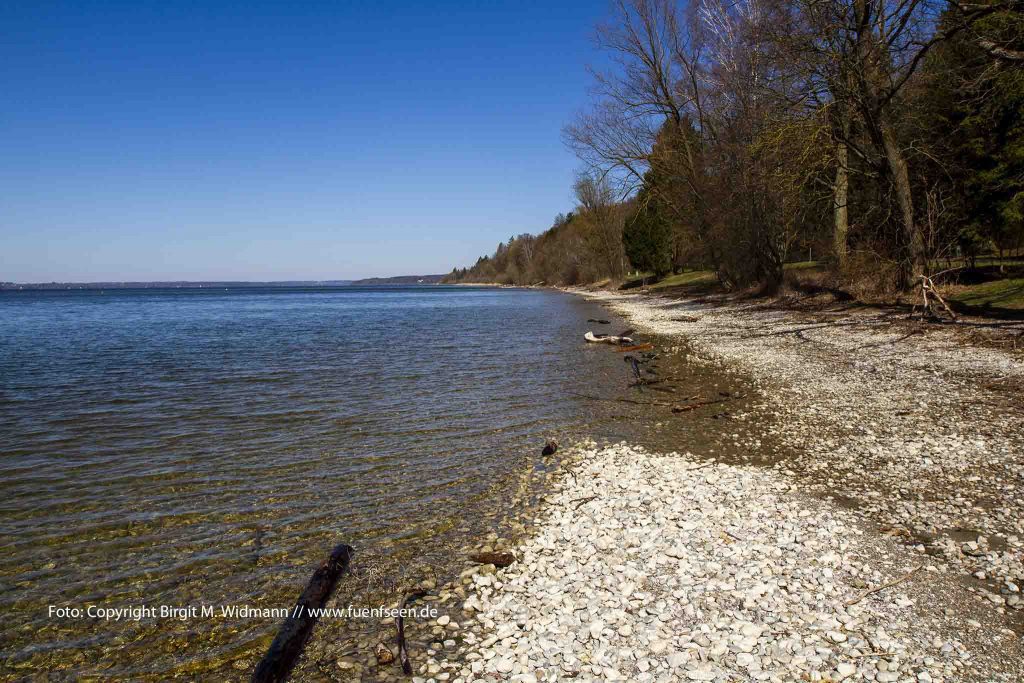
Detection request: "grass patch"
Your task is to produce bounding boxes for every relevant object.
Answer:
[783,260,825,271]
[648,270,717,290]
[945,278,1024,310]
[619,270,717,292]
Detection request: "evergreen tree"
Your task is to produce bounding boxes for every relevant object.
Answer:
[623,179,673,278]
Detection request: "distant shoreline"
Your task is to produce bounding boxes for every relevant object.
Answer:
[0,277,459,291]
[0,280,357,291]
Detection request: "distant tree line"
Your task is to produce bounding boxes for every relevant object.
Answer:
[446,0,1023,293]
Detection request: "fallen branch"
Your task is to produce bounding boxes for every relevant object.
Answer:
[396,590,427,675]
[845,566,922,606]
[585,331,634,345]
[571,495,599,509]
[912,275,957,323]
[252,543,354,683]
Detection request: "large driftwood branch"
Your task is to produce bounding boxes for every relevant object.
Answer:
[252,543,354,683]
[585,331,634,344]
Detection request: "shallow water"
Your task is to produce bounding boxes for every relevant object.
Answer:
[0,287,630,677]
[0,285,771,679]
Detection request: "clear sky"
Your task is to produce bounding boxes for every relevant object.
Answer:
[1,1,610,282]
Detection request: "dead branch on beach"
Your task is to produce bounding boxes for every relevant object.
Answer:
[912,275,958,323]
[585,331,634,344]
[252,543,354,683]
[396,590,427,675]
[845,566,923,606]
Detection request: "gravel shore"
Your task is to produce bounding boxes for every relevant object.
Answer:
[417,292,1023,682]
[426,444,1020,682]
[580,292,1023,611]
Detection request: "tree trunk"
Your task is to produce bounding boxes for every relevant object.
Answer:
[848,0,925,288]
[833,140,849,269]
[879,116,925,287]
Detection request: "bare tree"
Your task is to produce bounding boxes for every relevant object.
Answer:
[574,172,627,278]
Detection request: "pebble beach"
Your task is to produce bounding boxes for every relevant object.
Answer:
[412,292,1024,683]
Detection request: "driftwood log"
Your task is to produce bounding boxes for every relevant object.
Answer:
[467,551,516,568]
[584,331,634,345]
[252,543,354,683]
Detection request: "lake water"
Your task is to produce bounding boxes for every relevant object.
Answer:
[0,285,682,679]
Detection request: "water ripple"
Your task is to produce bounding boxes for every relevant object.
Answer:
[0,286,643,679]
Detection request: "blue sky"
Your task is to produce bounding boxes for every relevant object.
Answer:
[0,1,610,282]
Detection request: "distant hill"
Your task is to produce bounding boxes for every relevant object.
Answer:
[351,274,445,285]
[1,281,353,290]
[0,277,450,290]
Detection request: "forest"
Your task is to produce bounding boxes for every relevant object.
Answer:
[444,0,1024,306]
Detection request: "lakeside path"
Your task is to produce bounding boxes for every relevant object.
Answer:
[421,292,1023,682]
